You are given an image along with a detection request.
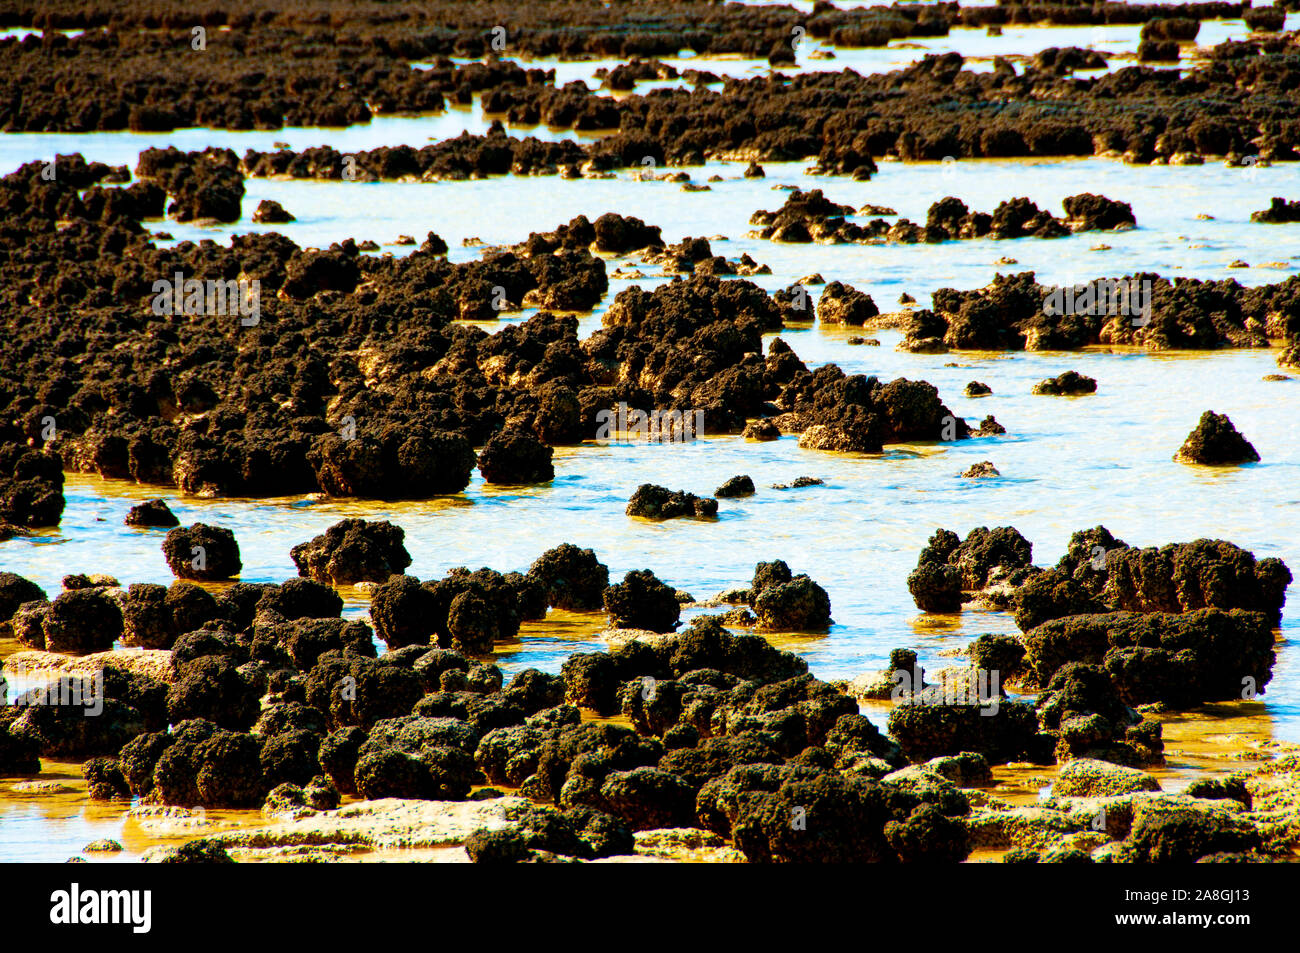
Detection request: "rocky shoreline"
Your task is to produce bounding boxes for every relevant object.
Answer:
[3,147,1296,524]
[2,0,1299,869]
[1,517,1296,863]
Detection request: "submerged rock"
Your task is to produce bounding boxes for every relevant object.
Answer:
[770,476,823,490]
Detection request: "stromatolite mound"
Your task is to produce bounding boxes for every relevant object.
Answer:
[1032,371,1097,395]
[748,560,832,630]
[714,475,755,498]
[1022,608,1276,706]
[125,499,179,527]
[908,526,1033,611]
[1174,411,1259,465]
[626,484,718,520]
[527,544,610,611]
[290,518,411,585]
[252,199,296,224]
[0,572,47,639]
[603,569,681,632]
[162,523,242,580]
[477,427,555,485]
[0,443,64,527]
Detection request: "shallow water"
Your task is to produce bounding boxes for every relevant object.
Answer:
[3,13,1300,863]
[129,155,1300,290]
[465,17,1290,88]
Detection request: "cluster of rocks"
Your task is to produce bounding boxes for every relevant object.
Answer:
[7,570,350,655]
[596,57,680,91]
[243,131,591,183]
[463,37,1300,170]
[899,270,1300,353]
[0,558,964,863]
[0,152,996,520]
[5,4,1298,169]
[907,526,1036,613]
[1,145,1292,527]
[750,354,973,453]
[752,189,1135,245]
[369,567,544,655]
[908,524,1290,717]
[983,778,1284,863]
[135,146,244,223]
[639,236,771,279]
[0,32,551,133]
[4,520,1294,863]
[877,656,1165,770]
[768,279,879,327]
